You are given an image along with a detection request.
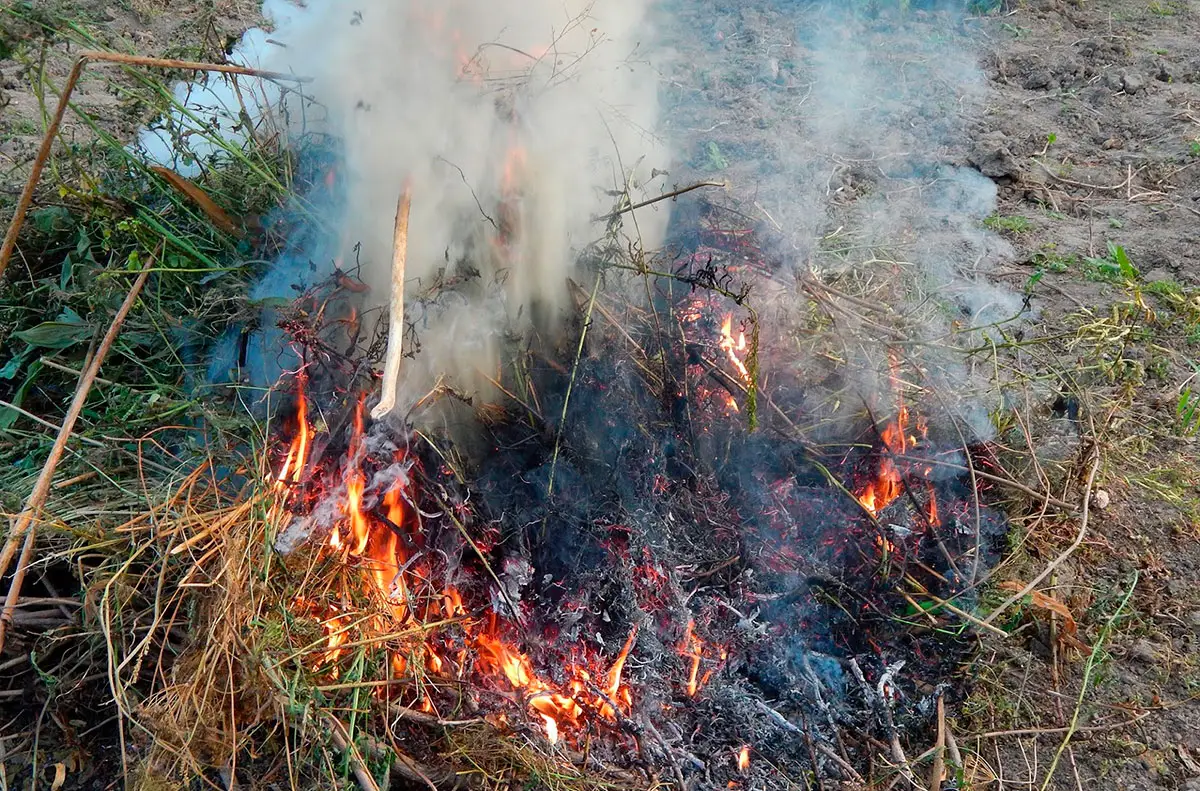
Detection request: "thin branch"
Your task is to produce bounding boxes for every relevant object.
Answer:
[593,181,726,223]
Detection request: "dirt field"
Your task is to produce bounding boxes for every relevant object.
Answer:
[3,0,1200,789]
[965,2,1200,789]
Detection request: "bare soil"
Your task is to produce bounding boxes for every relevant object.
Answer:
[964,2,1200,789]
[1,0,260,219]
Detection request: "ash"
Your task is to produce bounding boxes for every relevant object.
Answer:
[270,204,1007,789]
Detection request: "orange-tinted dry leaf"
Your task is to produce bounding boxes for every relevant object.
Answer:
[149,166,243,237]
[1000,581,1088,650]
[335,272,370,293]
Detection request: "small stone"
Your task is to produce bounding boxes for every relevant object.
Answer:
[1092,489,1111,510]
[1144,268,1173,284]
[1128,639,1158,665]
[1102,137,1124,150]
[1188,611,1200,629]
[1122,72,1146,94]
[1182,778,1200,791]
[969,131,1019,180]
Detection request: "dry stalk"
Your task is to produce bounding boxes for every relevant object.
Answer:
[0,245,158,654]
[372,183,413,421]
[928,696,945,791]
[981,447,1102,626]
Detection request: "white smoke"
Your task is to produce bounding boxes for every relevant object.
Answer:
[260,0,668,407]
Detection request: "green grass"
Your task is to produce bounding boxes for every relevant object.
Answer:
[1032,250,1076,273]
[984,213,1033,234]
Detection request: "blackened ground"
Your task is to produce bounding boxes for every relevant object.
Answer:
[653,0,1200,788]
[453,226,1009,786]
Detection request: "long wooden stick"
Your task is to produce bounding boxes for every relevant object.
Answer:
[0,51,308,281]
[370,183,412,421]
[0,246,158,653]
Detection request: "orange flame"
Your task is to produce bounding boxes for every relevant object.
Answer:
[856,405,909,517]
[682,619,703,697]
[719,314,751,384]
[737,745,751,772]
[601,625,638,719]
[276,381,311,486]
[476,630,585,743]
[286,381,640,746]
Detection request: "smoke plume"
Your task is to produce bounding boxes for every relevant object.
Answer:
[260,0,667,408]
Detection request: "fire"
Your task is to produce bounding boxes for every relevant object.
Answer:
[737,745,751,772]
[927,484,941,527]
[719,314,751,384]
[275,380,311,486]
[683,619,702,696]
[476,629,585,743]
[679,619,725,697]
[856,405,910,517]
[282,383,639,746]
[601,625,638,718]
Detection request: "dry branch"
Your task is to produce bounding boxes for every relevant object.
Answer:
[0,245,158,653]
[371,183,412,421]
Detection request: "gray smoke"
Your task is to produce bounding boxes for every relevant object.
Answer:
[658,1,1020,439]
[261,0,668,408]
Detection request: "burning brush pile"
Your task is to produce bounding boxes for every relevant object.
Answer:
[248,189,1008,789]
[0,2,1022,787]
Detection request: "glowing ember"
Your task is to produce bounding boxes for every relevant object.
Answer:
[737,745,751,772]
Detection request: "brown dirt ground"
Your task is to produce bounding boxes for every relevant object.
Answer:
[1,0,260,214]
[3,0,1200,789]
[965,2,1200,790]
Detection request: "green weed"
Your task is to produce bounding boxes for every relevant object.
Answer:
[1082,242,1138,284]
[1176,386,1200,436]
[984,214,1032,234]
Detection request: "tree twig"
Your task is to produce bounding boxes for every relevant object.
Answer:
[593,180,726,223]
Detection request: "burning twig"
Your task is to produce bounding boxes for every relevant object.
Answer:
[372,183,413,421]
[0,243,158,654]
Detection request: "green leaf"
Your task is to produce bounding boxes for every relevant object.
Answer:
[60,252,74,291]
[14,320,92,349]
[1109,243,1137,279]
[0,360,43,431]
[1025,269,1044,293]
[0,347,30,380]
[30,206,72,234]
